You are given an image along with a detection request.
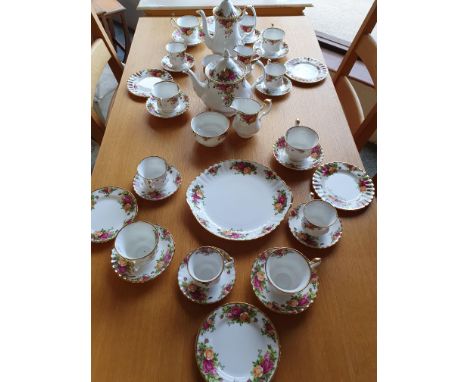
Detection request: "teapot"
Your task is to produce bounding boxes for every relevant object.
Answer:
[231,97,272,138]
[198,0,255,55]
[184,49,260,116]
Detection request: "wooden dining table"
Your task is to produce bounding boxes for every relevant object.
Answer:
[92,16,376,382]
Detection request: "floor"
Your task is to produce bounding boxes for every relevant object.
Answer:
[93,20,376,177]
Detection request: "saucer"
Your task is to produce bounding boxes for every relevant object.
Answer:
[285,57,328,84]
[91,187,138,243]
[161,53,195,73]
[133,165,182,201]
[146,93,189,118]
[253,40,289,60]
[111,224,175,283]
[288,203,343,249]
[273,136,324,170]
[172,29,204,46]
[127,68,173,98]
[255,77,292,96]
[251,248,319,314]
[178,249,235,304]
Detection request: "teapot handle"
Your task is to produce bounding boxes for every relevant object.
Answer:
[259,99,272,121]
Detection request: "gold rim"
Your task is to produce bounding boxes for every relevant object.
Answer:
[263,247,319,295]
[91,186,138,243]
[185,159,293,242]
[185,246,227,284]
[178,246,235,304]
[110,223,175,283]
[114,220,160,261]
[194,301,281,382]
[251,252,320,315]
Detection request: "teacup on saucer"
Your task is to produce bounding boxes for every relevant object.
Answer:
[111,223,175,283]
[288,202,343,249]
[253,39,289,60]
[178,246,235,304]
[255,76,291,96]
[146,93,189,118]
[251,248,320,314]
[162,53,195,73]
[172,28,204,46]
[273,135,324,170]
[133,164,182,201]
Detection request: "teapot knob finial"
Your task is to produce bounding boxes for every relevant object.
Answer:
[223,49,230,59]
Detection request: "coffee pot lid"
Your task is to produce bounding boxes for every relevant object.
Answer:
[206,49,247,84]
[214,0,241,18]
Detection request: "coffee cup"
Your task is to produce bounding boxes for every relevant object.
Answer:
[302,199,338,236]
[171,15,200,42]
[135,156,168,191]
[151,80,181,113]
[265,248,321,295]
[285,119,319,162]
[114,221,159,274]
[187,246,233,288]
[233,45,259,71]
[261,25,285,55]
[166,41,187,68]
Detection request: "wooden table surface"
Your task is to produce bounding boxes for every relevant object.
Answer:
[137,0,313,16]
[92,16,376,382]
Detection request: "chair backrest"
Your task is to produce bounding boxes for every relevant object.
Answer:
[91,39,111,108]
[333,1,377,151]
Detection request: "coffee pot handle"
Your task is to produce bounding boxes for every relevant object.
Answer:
[170,17,181,32]
[252,59,265,86]
[259,99,272,121]
[309,257,321,271]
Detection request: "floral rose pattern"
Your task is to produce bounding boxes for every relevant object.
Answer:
[91,228,116,242]
[209,67,241,83]
[239,113,257,125]
[191,184,205,208]
[120,191,137,214]
[211,81,240,107]
[320,162,340,176]
[249,345,278,382]
[220,303,258,325]
[276,136,286,149]
[200,312,217,335]
[180,26,194,36]
[230,161,257,175]
[311,145,321,159]
[196,338,223,382]
[217,228,248,240]
[181,278,209,303]
[264,170,277,181]
[91,194,97,209]
[240,24,254,33]
[261,318,278,343]
[272,190,287,214]
[207,164,222,176]
[251,262,267,292]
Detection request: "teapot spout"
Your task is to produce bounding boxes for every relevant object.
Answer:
[183,68,207,98]
[197,10,213,49]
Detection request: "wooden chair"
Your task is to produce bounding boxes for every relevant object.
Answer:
[333,1,377,152]
[91,8,123,144]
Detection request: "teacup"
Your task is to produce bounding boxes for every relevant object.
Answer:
[114,221,159,274]
[187,246,233,288]
[135,156,168,191]
[166,41,187,68]
[302,200,338,236]
[261,25,285,55]
[263,61,286,89]
[233,45,259,71]
[265,248,321,295]
[191,111,230,147]
[239,12,256,37]
[151,80,181,113]
[285,119,319,162]
[201,54,222,80]
[171,15,200,42]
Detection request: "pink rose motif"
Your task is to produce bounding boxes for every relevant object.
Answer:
[228,306,242,319]
[298,295,310,306]
[253,276,262,291]
[203,359,215,375]
[261,352,274,374]
[203,318,212,330]
[277,195,286,204]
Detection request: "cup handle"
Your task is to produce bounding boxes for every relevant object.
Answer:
[309,257,321,271]
[308,192,316,201]
[222,251,234,268]
[259,99,272,121]
[248,5,257,26]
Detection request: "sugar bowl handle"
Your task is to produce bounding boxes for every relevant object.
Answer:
[253,59,265,86]
[309,257,321,271]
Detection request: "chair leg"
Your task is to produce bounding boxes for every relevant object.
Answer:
[91,111,105,145]
[120,12,131,63]
[354,104,377,151]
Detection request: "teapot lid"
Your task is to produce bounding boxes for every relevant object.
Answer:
[214,0,241,18]
[206,49,247,84]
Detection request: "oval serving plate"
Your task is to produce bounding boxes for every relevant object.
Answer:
[127,68,173,98]
[195,302,280,382]
[91,186,138,243]
[186,160,293,241]
[312,161,375,210]
[285,57,328,84]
